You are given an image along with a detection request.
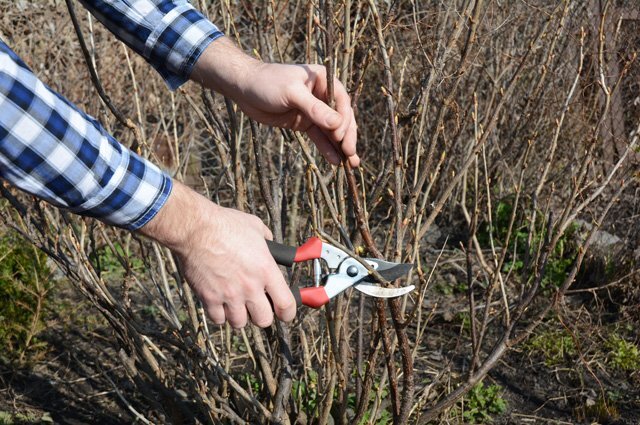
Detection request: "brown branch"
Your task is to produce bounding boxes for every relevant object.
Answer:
[65,0,142,150]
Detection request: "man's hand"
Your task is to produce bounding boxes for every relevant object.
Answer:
[191,37,359,167]
[169,36,361,328]
[139,181,296,328]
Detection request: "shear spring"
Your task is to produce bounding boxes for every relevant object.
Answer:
[313,259,321,286]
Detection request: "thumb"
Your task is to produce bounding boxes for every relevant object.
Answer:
[289,89,343,132]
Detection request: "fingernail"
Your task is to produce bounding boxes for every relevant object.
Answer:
[326,112,341,128]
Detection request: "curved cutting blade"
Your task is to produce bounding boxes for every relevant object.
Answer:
[355,283,415,298]
[363,258,413,283]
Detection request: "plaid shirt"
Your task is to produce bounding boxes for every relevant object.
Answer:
[0,1,223,230]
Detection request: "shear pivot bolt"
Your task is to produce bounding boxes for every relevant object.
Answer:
[347,265,359,277]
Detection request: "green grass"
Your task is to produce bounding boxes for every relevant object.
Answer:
[88,241,144,280]
[352,381,392,425]
[479,199,580,290]
[459,381,507,423]
[0,411,53,424]
[526,328,577,366]
[292,370,319,414]
[606,334,640,372]
[0,231,53,363]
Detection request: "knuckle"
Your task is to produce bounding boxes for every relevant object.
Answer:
[308,64,323,77]
[275,305,296,322]
[271,286,295,311]
[284,293,297,309]
[284,83,299,100]
[334,128,348,141]
[200,291,218,307]
[310,100,324,117]
[223,288,242,305]
[276,305,295,321]
[251,215,264,229]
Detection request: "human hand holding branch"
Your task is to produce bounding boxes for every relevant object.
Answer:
[191,37,359,167]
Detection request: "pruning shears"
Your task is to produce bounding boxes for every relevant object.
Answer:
[266,237,414,308]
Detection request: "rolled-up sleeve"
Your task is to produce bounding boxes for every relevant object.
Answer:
[78,0,223,90]
[0,40,171,230]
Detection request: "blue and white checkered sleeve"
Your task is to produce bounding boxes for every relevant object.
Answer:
[0,40,172,231]
[79,0,223,90]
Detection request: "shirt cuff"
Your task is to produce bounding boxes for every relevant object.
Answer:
[144,4,223,90]
[70,144,174,231]
[127,171,173,230]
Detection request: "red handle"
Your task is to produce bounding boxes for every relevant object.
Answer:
[298,286,330,308]
[267,237,323,266]
[294,237,323,262]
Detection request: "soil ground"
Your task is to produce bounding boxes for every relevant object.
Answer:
[2,279,639,424]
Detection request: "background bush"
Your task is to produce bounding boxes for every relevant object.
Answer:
[0,1,639,423]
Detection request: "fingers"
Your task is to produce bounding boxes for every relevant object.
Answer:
[308,126,342,165]
[264,267,297,322]
[246,241,295,326]
[331,80,355,147]
[203,219,293,328]
[330,82,359,165]
[348,153,361,168]
[289,89,343,133]
[345,120,360,167]
[207,265,295,329]
[246,298,274,328]
[263,224,273,240]
[206,294,276,329]
[308,125,360,167]
[224,302,248,329]
[206,304,226,325]
[289,67,359,167]
[342,109,358,159]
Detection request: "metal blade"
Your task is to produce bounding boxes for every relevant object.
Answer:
[354,283,415,298]
[365,257,405,271]
[362,259,413,283]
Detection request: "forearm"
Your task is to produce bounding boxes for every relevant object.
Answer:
[138,180,208,254]
[189,36,260,97]
[78,0,223,90]
[0,40,170,230]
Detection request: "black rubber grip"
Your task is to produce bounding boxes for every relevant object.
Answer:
[290,286,302,308]
[266,239,297,267]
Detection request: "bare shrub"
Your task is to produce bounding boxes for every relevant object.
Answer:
[1,0,638,423]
